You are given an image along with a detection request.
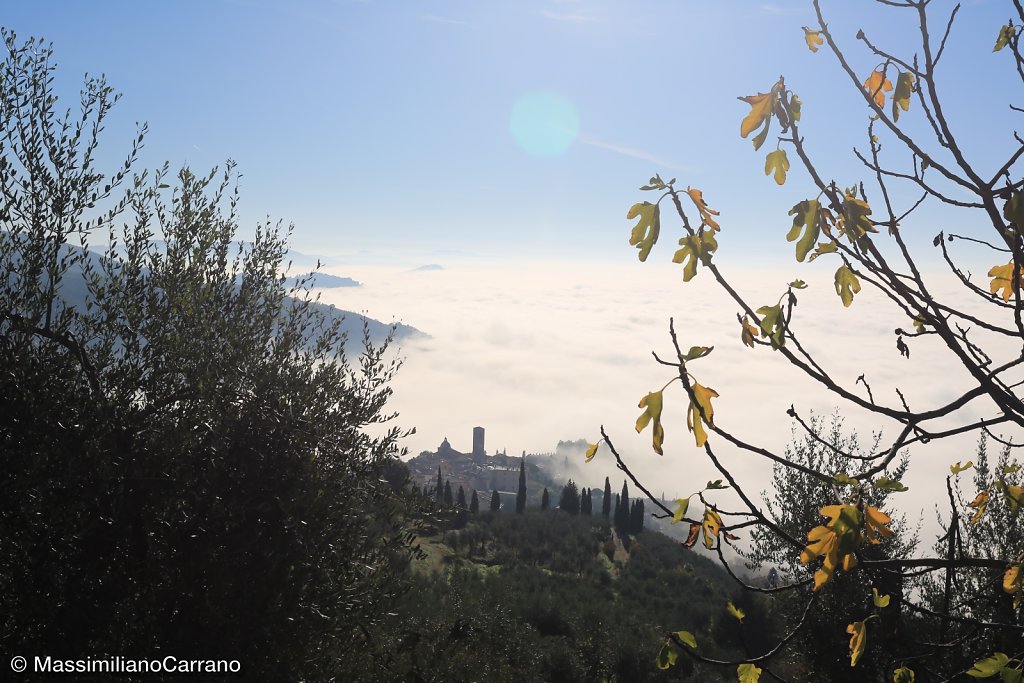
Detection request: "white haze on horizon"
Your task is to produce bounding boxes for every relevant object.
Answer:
[314,257,1022,546]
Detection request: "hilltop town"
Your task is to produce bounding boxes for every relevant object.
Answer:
[405,427,564,505]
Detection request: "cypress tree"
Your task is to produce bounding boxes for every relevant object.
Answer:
[613,493,622,529]
[581,487,592,515]
[515,457,527,514]
[456,485,467,509]
[559,480,579,515]
[602,477,612,519]
[469,489,479,514]
[541,488,550,510]
[436,466,443,503]
[443,480,453,507]
[615,481,630,530]
[490,489,501,512]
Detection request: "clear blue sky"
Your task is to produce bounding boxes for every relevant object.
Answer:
[4,0,1016,262]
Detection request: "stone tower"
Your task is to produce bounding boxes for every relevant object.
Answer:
[472,426,485,460]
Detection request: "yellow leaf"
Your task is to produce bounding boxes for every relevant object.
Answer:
[968,490,989,525]
[740,316,759,348]
[739,91,774,144]
[635,390,665,455]
[674,630,698,649]
[765,149,790,185]
[687,187,721,232]
[656,641,678,670]
[841,194,877,239]
[988,262,1024,302]
[807,239,838,262]
[727,600,746,622]
[847,620,868,667]
[1003,564,1022,598]
[1005,191,1024,228]
[800,504,861,591]
[681,345,713,361]
[872,586,891,608]
[994,23,1015,52]
[864,505,894,543]
[585,442,599,463]
[967,652,1011,677]
[951,460,974,475]
[687,382,719,447]
[997,480,1024,512]
[702,507,723,549]
[863,69,893,109]
[802,27,824,52]
[893,666,915,683]
[671,497,690,524]
[788,199,822,262]
[834,264,861,307]
[892,71,915,121]
[627,202,660,262]
[672,231,718,282]
[756,304,786,349]
[738,662,762,683]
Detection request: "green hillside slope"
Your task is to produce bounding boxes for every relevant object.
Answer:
[371,510,779,682]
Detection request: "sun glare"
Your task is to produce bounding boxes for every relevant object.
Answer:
[509,90,580,157]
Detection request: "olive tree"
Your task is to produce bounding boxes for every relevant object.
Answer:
[0,28,414,680]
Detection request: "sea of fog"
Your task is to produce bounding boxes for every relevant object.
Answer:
[313,258,1021,546]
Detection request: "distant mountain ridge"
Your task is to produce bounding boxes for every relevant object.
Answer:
[5,240,424,353]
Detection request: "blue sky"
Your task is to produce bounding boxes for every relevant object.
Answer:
[5,0,1017,262]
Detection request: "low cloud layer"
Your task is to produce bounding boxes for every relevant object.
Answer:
[316,259,1021,543]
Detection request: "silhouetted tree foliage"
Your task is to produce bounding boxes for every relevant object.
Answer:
[541,487,550,511]
[0,28,414,681]
[470,489,479,514]
[443,480,453,508]
[457,485,467,509]
[582,487,593,515]
[490,489,501,512]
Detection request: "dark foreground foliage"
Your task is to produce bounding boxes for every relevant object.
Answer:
[0,29,414,680]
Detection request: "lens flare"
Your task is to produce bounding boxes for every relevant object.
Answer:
[509,91,580,157]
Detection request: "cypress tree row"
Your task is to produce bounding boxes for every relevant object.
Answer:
[614,481,630,530]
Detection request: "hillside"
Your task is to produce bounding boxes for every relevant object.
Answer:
[9,240,422,352]
[372,509,780,682]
